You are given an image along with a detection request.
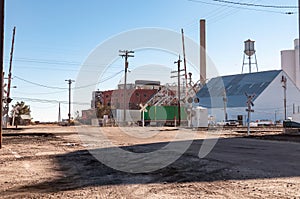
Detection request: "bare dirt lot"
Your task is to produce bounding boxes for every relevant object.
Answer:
[1,125,300,198]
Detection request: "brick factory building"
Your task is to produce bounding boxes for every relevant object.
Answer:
[91,80,162,110]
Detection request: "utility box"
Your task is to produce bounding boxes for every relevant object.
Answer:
[91,119,99,126]
[191,107,208,128]
[115,109,141,123]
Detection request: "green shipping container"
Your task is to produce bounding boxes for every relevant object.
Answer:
[144,106,187,122]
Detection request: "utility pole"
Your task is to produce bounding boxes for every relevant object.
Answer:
[4,27,16,128]
[172,56,184,126]
[119,50,134,124]
[58,102,61,123]
[65,79,75,125]
[223,90,228,121]
[245,93,255,136]
[181,29,188,89]
[281,75,287,120]
[0,0,5,149]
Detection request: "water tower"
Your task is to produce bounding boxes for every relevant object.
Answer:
[242,39,258,73]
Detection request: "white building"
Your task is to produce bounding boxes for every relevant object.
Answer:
[281,39,300,89]
[196,70,300,124]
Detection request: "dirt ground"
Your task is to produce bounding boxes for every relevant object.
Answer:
[0,125,300,198]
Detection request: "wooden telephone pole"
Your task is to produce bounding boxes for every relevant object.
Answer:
[172,56,184,126]
[4,27,16,128]
[65,79,75,125]
[119,50,134,124]
[0,0,4,149]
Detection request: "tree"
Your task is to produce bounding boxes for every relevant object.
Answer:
[10,101,31,126]
[96,102,111,119]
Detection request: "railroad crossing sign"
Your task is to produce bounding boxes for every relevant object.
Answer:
[11,105,20,127]
[245,93,255,107]
[139,103,148,127]
[245,93,255,136]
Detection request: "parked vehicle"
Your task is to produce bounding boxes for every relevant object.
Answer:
[283,120,300,128]
[257,120,273,126]
[58,119,69,126]
[217,120,239,127]
[58,118,76,126]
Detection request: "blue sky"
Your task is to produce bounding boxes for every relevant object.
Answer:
[3,0,298,121]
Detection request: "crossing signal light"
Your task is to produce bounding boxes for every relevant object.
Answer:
[7,97,12,103]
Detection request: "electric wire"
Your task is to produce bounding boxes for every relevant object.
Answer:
[13,70,124,91]
[14,76,68,90]
[210,0,298,9]
[4,56,126,71]
[187,0,296,15]
[182,0,284,36]
[13,90,66,95]
[206,0,258,24]
[12,97,90,105]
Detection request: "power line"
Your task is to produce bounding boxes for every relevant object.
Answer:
[188,0,296,15]
[12,96,90,105]
[207,0,260,24]
[30,104,59,109]
[13,90,66,95]
[14,76,68,90]
[71,70,124,89]
[11,57,80,66]
[181,0,271,35]
[211,0,298,9]
[13,70,124,90]
[3,57,126,73]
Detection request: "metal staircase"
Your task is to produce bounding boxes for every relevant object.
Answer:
[145,83,177,106]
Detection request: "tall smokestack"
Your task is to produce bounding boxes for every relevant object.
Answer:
[200,19,206,85]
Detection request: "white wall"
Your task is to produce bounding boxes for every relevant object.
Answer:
[254,71,300,121]
[281,50,295,83]
[207,71,300,123]
[208,107,247,123]
[295,39,300,89]
[281,39,300,89]
[292,113,300,123]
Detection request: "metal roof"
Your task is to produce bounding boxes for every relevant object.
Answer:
[196,70,281,108]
